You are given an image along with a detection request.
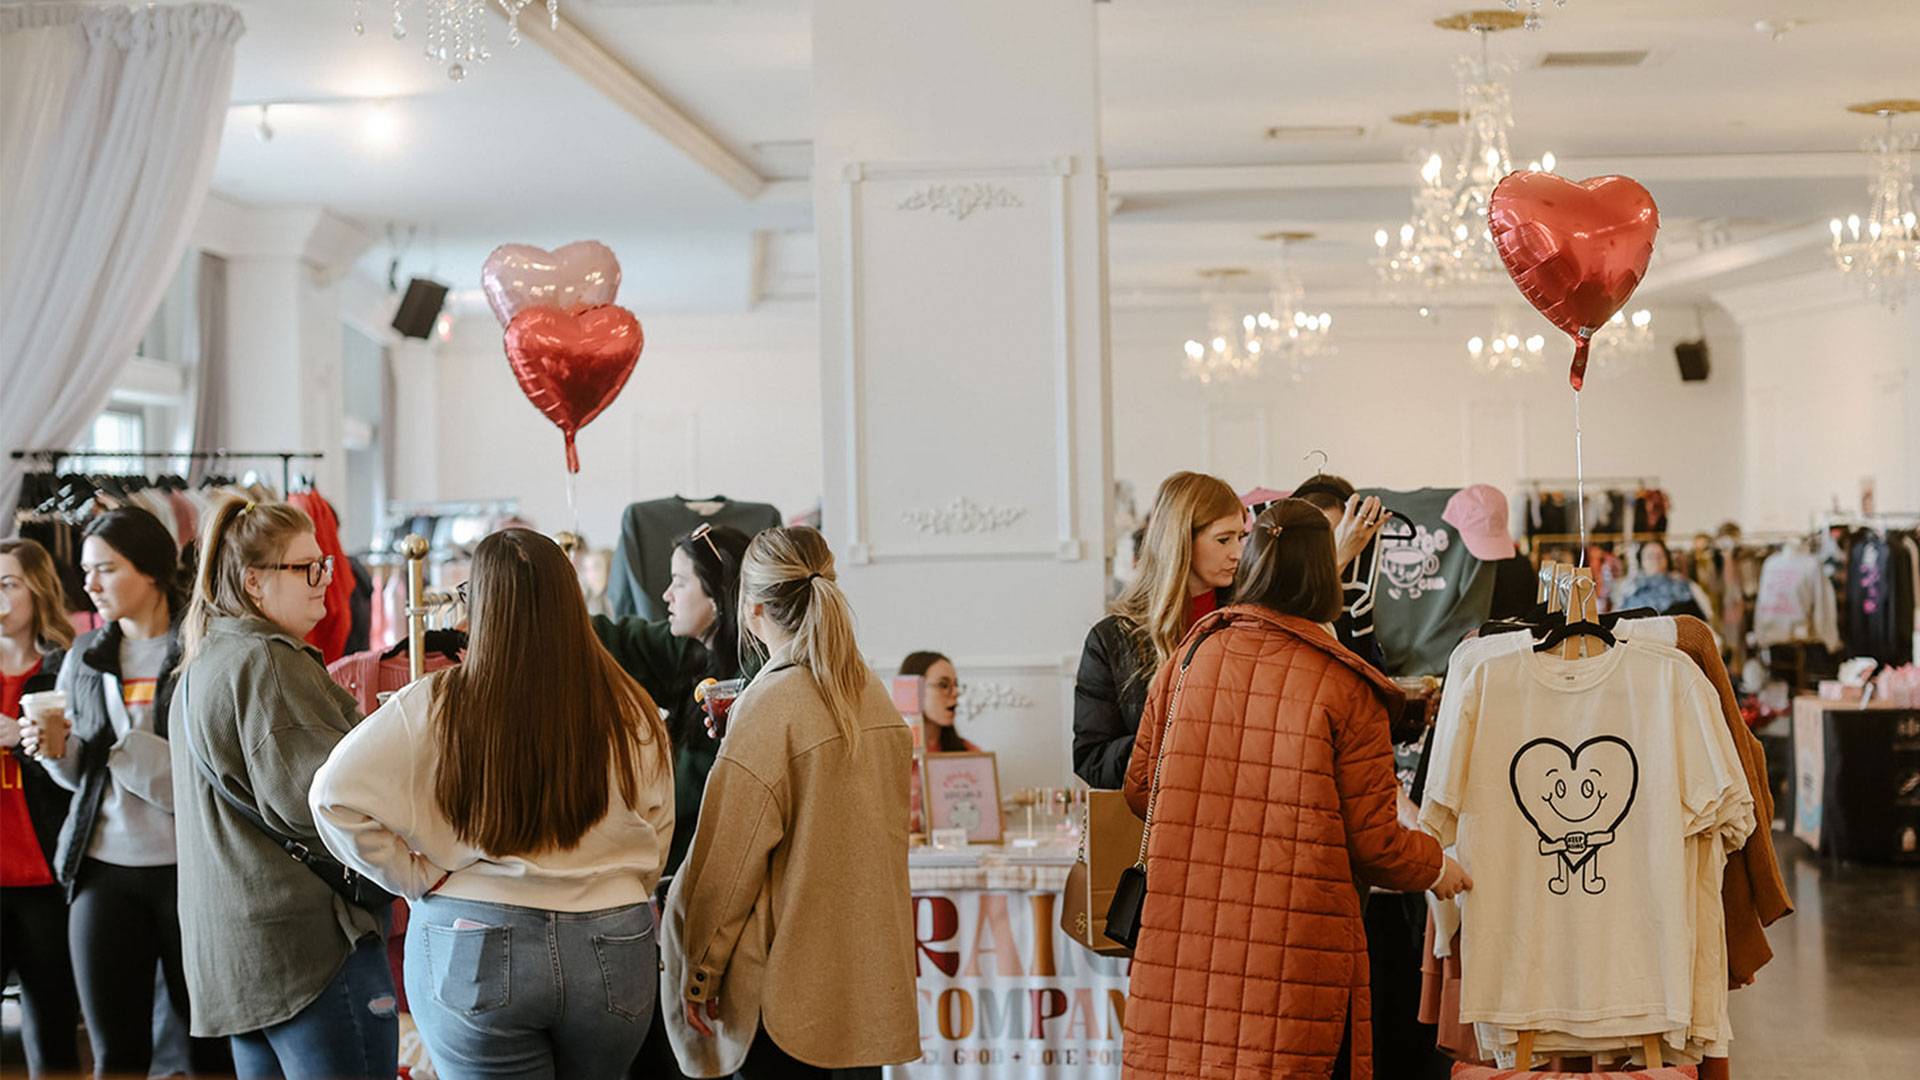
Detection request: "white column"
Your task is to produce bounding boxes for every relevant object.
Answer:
[210,207,372,499]
[813,0,1113,788]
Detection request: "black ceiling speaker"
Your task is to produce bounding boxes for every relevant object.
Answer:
[391,277,449,340]
[1674,339,1710,382]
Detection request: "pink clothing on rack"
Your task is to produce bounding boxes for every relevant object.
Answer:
[167,490,198,548]
[325,649,459,715]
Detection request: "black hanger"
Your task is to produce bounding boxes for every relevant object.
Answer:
[380,627,467,663]
[1378,508,1417,541]
[1532,616,1615,653]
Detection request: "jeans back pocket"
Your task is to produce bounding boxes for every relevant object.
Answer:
[592,928,657,1022]
[425,923,513,1016]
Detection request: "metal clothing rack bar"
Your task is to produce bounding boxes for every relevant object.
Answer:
[10,448,324,495]
[1523,475,1661,488]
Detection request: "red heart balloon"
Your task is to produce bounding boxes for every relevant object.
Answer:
[503,304,643,473]
[1489,172,1660,390]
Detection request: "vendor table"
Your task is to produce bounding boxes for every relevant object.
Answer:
[890,846,1129,1078]
[1791,695,1920,862]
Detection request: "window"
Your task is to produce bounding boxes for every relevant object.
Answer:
[75,410,146,475]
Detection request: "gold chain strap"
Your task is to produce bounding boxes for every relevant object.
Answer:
[1133,661,1194,870]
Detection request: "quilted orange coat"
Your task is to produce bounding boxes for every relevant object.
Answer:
[1121,606,1443,1080]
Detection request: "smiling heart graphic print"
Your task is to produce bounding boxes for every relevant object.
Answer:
[1509,735,1639,896]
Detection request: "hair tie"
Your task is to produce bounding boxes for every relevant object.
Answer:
[806,572,822,583]
[1265,522,1284,537]
[240,500,256,515]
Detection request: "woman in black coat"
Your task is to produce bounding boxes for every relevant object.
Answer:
[1073,472,1245,789]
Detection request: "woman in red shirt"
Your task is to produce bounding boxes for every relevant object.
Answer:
[0,537,81,1076]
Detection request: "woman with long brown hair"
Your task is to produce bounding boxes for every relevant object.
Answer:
[1120,500,1469,1079]
[663,526,918,1079]
[312,528,673,1080]
[169,496,394,1078]
[1072,471,1246,788]
[0,537,82,1076]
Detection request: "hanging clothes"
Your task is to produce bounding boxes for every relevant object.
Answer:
[1754,546,1844,652]
[1358,486,1498,677]
[605,496,783,619]
[287,490,354,663]
[1419,634,1754,1067]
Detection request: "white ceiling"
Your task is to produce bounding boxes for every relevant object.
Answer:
[204,0,1920,302]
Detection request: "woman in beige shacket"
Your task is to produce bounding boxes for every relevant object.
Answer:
[661,526,919,1079]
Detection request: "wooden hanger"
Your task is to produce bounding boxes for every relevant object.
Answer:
[1513,1030,1663,1072]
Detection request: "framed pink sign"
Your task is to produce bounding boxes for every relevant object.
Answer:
[920,751,1004,844]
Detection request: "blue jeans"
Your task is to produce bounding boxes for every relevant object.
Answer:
[229,932,399,1080]
[405,896,655,1080]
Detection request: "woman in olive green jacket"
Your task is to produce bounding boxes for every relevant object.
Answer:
[591,523,757,875]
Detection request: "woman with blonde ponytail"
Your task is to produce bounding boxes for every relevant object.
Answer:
[662,526,919,1079]
[168,496,398,1079]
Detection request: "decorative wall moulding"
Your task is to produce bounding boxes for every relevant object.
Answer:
[900,496,1028,535]
[956,681,1038,722]
[837,156,1087,566]
[893,183,1025,221]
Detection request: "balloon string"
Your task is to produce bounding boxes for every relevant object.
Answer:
[1574,385,1587,568]
[565,469,579,537]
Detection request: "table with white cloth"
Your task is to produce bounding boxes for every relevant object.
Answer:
[889,846,1129,1079]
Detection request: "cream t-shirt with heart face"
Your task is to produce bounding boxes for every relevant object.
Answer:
[1421,638,1753,1034]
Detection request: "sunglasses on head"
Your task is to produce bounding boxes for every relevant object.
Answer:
[688,522,722,563]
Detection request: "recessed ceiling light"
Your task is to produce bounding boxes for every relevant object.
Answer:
[1537,50,1650,69]
[1264,125,1367,142]
[364,102,399,148]
[1753,17,1803,42]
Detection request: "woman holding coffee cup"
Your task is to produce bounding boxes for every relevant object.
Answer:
[169,497,397,1079]
[0,537,83,1076]
[21,506,230,1076]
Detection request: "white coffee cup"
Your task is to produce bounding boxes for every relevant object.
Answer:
[19,690,69,760]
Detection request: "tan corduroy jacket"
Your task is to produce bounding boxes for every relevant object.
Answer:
[661,645,920,1075]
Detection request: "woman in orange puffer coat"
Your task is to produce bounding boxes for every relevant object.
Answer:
[1122,499,1472,1080]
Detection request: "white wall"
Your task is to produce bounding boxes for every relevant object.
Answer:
[1111,302,1749,539]
[427,303,822,548]
[1720,271,1920,530]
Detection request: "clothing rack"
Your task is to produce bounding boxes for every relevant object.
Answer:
[1522,475,1660,489]
[11,448,323,495]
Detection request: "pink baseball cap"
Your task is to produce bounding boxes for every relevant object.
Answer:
[1443,484,1518,561]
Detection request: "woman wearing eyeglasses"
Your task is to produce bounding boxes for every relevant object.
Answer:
[22,506,231,1076]
[897,651,979,753]
[165,497,397,1079]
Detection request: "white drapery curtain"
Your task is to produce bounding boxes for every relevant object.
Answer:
[0,3,244,520]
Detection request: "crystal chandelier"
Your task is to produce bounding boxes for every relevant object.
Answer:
[1588,308,1655,376]
[1466,309,1549,377]
[1250,234,1334,382]
[1373,118,1478,293]
[352,1,559,81]
[1829,103,1920,312]
[1182,270,1263,386]
[1447,27,1518,283]
[1505,0,1570,31]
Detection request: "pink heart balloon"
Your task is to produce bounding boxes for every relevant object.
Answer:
[480,241,622,327]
